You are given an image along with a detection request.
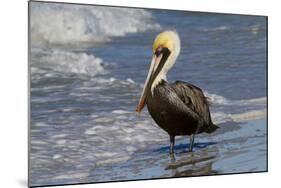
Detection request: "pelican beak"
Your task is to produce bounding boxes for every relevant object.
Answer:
[136,47,171,113]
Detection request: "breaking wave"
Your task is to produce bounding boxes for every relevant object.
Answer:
[31,48,108,77]
[30,2,161,78]
[30,2,160,47]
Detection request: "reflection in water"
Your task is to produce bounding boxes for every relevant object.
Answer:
[166,148,218,177]
[169,153,176,162]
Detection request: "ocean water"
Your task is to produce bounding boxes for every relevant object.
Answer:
[29,2,267,186]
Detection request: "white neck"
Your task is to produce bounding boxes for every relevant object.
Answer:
[151,72,167,94]
[150,50,179,94]
[150,30,181,95]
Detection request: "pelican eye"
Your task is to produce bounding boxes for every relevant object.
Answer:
[155,46,170,58]
[154,46,162,57]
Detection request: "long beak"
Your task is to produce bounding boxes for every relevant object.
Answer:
[136,54,163,112]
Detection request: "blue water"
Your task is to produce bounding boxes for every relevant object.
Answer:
[93,11,266,100]
[29,2,267,187]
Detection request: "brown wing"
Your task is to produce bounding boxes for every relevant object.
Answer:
[171,81,212,125]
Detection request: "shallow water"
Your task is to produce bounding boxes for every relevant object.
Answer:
[30,119,267,186]
[29,2,267,186]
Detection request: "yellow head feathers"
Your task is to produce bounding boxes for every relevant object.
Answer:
[152,31,178,52]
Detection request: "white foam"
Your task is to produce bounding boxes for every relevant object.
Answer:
[85,126,103,135]
[211,112,232,124]
[250,24,262,35]
[56,139,67,146]
[239,97,266,105]
[30,2,160,47]
[205,91,230,105]
[53,172,90,180]
[205,91,266,107]
[31,49,107,76]
[31,140,48,145]
[96,156,131,166]
[53,154,63,160]
[94,152,119,158]
[203,26,230,32]
[205,92,266,124]
[212,109,266,124]
[126,78,135,84]
[81,112,167,166]
[112,110,131,114]
[229,109,267,122]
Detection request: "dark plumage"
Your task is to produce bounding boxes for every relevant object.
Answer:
[146,80,218,153]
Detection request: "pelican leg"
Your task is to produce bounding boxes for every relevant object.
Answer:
[189,134,195,152]
[169,135,175,154]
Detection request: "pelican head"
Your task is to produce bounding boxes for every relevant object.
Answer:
[136,30,181,112]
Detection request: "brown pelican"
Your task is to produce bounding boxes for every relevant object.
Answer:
[136,31,218,154]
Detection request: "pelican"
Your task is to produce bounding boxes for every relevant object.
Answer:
[136,31,219,154]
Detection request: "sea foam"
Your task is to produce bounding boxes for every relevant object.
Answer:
[30,2,160,78]
[31,49,107,77]
[205,91,266,107]
[30,2,160,47]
